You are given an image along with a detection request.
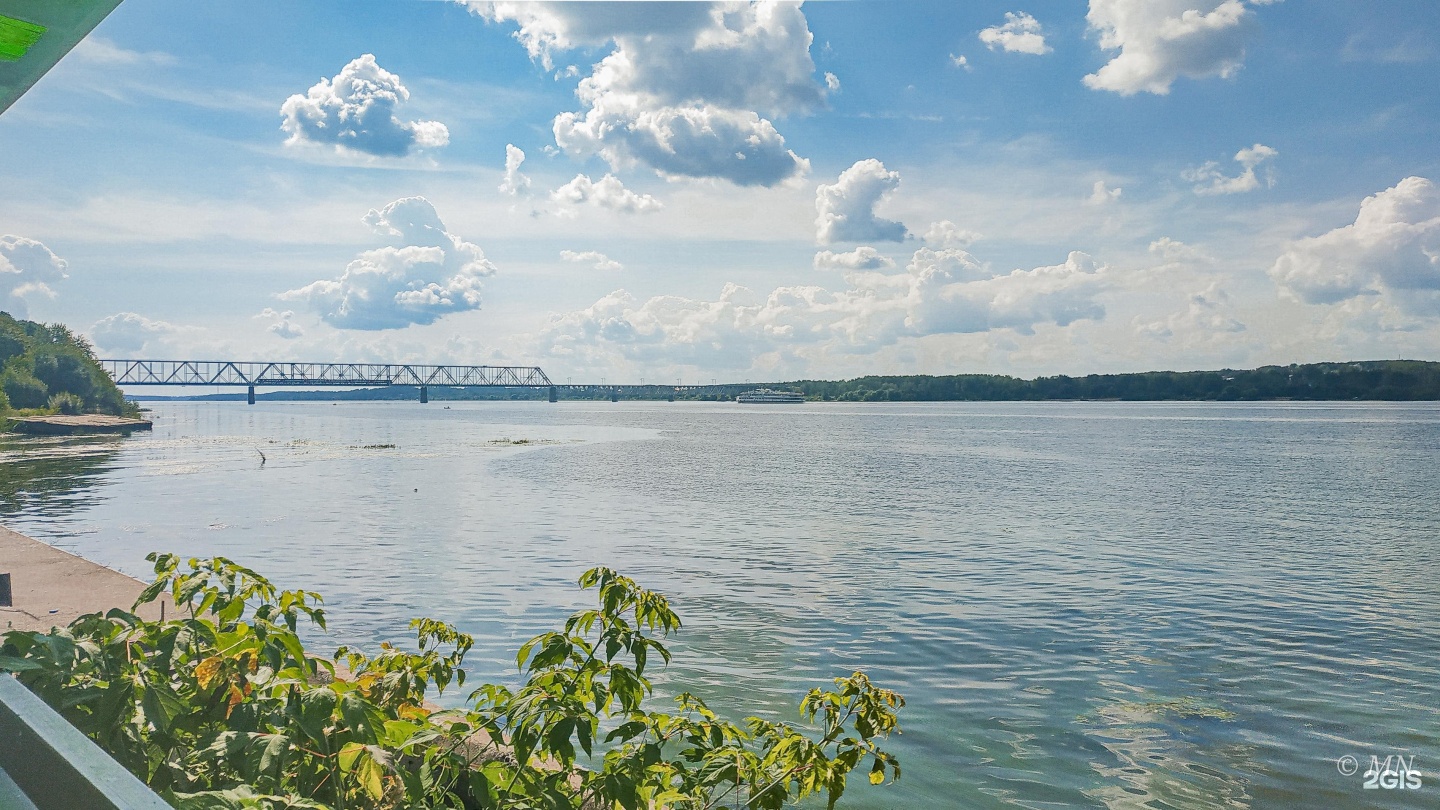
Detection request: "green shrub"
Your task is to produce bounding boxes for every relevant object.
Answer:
[48,392,85,415]
[0,555,903,809]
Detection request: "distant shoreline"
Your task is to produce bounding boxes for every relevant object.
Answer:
[125,359,1440,403]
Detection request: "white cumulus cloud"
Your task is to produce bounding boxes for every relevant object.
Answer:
[979,12,1052,55]
[90,312,180,354]
[470,1,821,186]
[923,220,982,248]
[499,144,531,196]
[256,308,305,340]
[560,250,623,271]
[1084,0,1270,96]
[280,54,449,157]
[816,159,908,245]
[1135,282,1246,341]
[813,247,894,272]
[538,247,1110,369]
[551,174,662,214]
[1270,176,1440,314]
[1149,236,1208,265]
[1183,143,1277,195]
[0,235,68,318]
[906,247,992,284]
[1087,180,1124,205]
[280,197,495,330]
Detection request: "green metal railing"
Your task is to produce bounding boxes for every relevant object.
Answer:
[0,675,169,809]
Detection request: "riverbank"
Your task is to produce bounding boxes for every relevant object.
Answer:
[0,525,169,633]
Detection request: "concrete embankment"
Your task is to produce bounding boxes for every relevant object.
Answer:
[0,525,169,633]
[7,415,153,435]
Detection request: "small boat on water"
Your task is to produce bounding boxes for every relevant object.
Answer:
[736,388,805,404]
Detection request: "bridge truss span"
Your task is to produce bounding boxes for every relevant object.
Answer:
[100,360,554,389]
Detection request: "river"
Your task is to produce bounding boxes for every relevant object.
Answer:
[2,400,1436,809]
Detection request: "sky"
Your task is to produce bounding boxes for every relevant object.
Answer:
[2,0,1439,383]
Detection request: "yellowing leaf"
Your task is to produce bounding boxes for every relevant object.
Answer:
[358,756,384,800]
[225,685,245,718]
[194,656,223,690]
[338,741,364,772]
[869,769,885,785]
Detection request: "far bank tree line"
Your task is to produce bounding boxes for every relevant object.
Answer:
[789,360,1440,402]
[0,311,132,416]
[170,360,1440,403]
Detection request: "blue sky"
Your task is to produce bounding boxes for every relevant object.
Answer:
[2,0,1439,381]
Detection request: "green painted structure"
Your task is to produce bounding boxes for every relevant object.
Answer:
[0,675,169,809]
[0,0,123,115]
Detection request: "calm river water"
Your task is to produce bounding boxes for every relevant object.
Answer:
[2,400,1437,809]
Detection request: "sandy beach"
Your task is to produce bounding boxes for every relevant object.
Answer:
[1,525,170,634]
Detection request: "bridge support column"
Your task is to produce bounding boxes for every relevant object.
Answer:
[247,385,255,405]
[419,386,428,404]
[548,386,558,403]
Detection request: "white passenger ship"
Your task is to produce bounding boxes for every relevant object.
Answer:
[735,388,805,403]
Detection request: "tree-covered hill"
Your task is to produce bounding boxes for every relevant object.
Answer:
[0,311,132,415]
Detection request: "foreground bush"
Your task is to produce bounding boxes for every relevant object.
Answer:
[0,554,903,809]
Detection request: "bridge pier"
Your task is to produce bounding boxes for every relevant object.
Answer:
[247,385,255,405]
[419,386,428,404]
[548,386,557,403]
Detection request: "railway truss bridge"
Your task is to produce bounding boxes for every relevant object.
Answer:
[99,359,559,404]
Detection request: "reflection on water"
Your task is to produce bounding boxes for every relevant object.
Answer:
[2,400,1438,810]
[1081,691,1255,810]
[0,434,122,515]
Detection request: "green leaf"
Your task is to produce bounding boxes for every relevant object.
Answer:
[576,718,593,757]
[468,768,498,809]
[258,733,289,775]
[605,720,647,743]
[292,687,336,743]
[140,679,189,735]
[547,717,576,764]
[132,579,168,610]
[0,655,44,672]
[340,691,382,744]
[275,631,308,668]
